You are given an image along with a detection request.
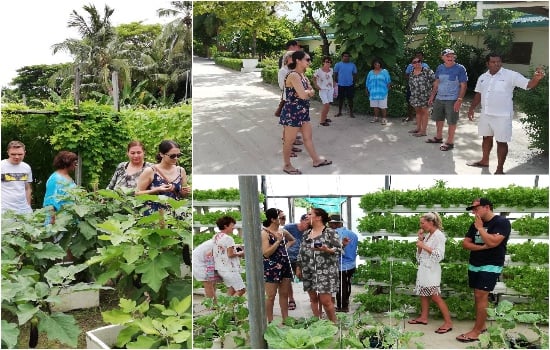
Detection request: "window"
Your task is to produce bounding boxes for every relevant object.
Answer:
[504,42,533,65]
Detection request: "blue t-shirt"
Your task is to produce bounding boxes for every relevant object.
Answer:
[336,227,358,271]
[366,69,391,100]
[435,63,468,100]
[43,172,76,211]
[283,223,304,261]
[334,61,357,86]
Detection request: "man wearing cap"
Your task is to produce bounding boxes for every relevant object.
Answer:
[466,53,545,174]
[283,214,311,310]
[456,198,511,343]
[334,52,358,118]
[426,48,468,152]
[328,214,358,313]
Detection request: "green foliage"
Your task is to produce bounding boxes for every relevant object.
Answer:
[358,183,548,211]
[193,187,265,202]
[193,295,249,348]
[331,2,404,76]
[193,210,242,225]
[478,300,548,349]
[503,266,549,302]
[511,216,549,237]
[214,57,246,71]
[101,296,192,349]
[444,293,476,320]
[515,67,549,152]
[352,288,418,314]
[264,318,338,349]
[1,207,105,348]
[261,65,279,85]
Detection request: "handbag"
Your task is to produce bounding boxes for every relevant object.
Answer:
[275,72,293,117]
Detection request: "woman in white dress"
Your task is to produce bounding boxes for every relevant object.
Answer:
[408,212,453,334]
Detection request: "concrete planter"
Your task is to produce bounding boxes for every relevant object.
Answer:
[85,325,125,349]
[49,285,100,312]
[241,59,259,73]
[181,263,191,277]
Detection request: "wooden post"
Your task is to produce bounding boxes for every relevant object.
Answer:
[74,65,82,186]
[112,71,119,112]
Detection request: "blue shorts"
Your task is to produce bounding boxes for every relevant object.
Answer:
[468,269,500,291]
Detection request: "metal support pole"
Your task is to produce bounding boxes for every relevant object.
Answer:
[238,176,266,349]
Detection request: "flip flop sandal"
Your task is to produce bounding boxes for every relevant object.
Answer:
[313,159,332,168]
[408,129,420,133]
[320,122,330,126]
[456,334,479,343]
[412,133,427,137]
[290,152,297,158]
[326,119,332,123]
[408,319,428,325]
[283,168,302,175]
[425,137,443,144]
[435,327,453,334]
[292,147,302,152]
[440,143,454,151]
[370,118,379,123]
[293,140,303,145]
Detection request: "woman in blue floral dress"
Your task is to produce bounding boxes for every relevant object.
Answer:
[262,208,295,323]
[280,51,332,175]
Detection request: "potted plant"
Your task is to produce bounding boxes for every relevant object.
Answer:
[264,317,338,349]
[86,296,193,349]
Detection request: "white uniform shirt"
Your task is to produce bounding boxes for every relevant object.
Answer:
[474,67,529,117]
[1,159,33,214]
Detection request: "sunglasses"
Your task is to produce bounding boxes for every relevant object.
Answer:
[412,60,421,64]
[165,153,183,159]
[278,216,286,220]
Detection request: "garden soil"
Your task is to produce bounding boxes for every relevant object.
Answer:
[193,56,548,175]
[193,283,542,349]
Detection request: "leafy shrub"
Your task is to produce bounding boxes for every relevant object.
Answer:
[515,66,549,151]
[214,57,243,71]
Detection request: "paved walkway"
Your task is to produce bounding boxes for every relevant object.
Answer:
[193,56,547,175]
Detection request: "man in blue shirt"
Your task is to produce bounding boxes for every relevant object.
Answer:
[283,214,310,310]
[334,52,358,118]
[328,214,358,313]
[426,48,468,152]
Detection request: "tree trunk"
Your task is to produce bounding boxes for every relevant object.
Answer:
[404,1,425,35]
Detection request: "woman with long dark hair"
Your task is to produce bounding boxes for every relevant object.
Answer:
[279,51,332,174]
[296,208,341,323]
[262,208,295,323]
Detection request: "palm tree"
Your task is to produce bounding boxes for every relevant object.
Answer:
[51,4,131,100]
[156,1,192,102]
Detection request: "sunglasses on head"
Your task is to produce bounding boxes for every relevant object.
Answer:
[165,153,183,159]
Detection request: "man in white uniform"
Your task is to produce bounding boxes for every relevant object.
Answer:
[1,141,33,214]
[467,53,545,174]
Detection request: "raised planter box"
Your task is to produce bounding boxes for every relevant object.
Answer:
[86,325,125,349]
[49,285,100,312]
[241,59,259,73]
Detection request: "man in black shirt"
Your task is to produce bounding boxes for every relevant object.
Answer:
[456,198,510,343]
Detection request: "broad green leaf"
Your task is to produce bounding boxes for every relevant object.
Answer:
[173,295,192,315]
[122,244,144,264]
[115,325,140,348]
[136,316,160,335]
[126,334,162,349]
[78,220,97,240]
[31,242,66,260]
[102,308,134,324]
[135,256,170,292]
[1,320,19,349]
[37,312,80,348]
[16,303,39,325]
[172,330,191,344]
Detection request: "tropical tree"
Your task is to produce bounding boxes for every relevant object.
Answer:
[51,4,132,100]
[7,64,70,106]
[301,1,334,57]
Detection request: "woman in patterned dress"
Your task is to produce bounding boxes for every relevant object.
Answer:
[262,208,295,323]
[107,140,153,191]
[280,51,332,175]
[408,56,435,137]
[408,212,453,334]
[296,208,341,323]
[136,140,191,213]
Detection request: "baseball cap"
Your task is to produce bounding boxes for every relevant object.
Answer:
[300,214,308,221]
[466,198,493,211]
[329,214,343,223]
[441,48,455,56]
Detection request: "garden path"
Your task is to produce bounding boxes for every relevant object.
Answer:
[193,56,548,175]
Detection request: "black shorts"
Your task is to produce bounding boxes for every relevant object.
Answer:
[338,85,355,99]
[468,270,499,291]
